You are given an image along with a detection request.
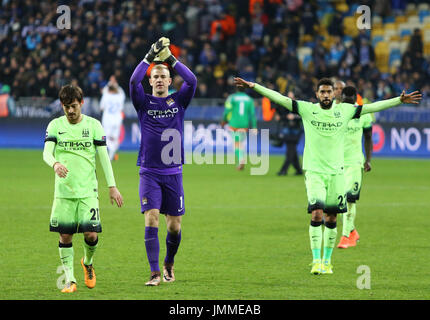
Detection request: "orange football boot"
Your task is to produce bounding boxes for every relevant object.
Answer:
[61,282,77,293]
[349,229,360,242]
[81,258,96,289]
[337,236,353,248]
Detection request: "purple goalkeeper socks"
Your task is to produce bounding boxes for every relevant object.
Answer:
[164,230,181,265]
[145,227,160,272]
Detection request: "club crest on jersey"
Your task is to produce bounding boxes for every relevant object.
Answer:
[334,111,341,118]
[166,98,175,106]
[82,128,90,138]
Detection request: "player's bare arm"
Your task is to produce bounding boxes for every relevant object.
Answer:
[363,129,373,172]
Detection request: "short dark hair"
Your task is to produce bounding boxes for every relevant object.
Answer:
[341,86,357,103]
[317,78,334,91]
[342,86,357,97]
[59,84,84,105]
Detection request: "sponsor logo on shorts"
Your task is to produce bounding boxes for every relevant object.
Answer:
[51,218,58,227]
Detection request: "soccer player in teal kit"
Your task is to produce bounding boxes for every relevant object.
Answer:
[234,77,421,275]
[43,84,123,292]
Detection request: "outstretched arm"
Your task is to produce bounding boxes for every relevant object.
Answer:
[361,91,422,115]
[233,77,293,111]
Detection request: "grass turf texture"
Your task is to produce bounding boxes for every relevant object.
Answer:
[1,149,429,300]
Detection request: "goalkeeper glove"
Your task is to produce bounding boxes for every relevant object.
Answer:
[154,46,178,67]
[143,37,170,64]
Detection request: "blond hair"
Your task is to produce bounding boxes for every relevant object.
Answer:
[150,64,171,78]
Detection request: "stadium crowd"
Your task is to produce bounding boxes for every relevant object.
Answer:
[0,0,430,105]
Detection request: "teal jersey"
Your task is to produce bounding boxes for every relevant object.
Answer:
[344,112,373,167]
[296,100,360,174]
[45,115,107,198]
[223,92,257,129]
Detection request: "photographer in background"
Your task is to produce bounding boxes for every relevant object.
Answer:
[273,92,303,176]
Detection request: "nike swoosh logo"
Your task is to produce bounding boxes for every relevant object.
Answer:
[150,101,157,104]
[58,132,66,134]
[92,224,98,227]
[312,112,318,115]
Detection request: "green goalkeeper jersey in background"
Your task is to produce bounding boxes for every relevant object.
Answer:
[223,92,257,129]
[45,115,107,198]
[344,113,373,167]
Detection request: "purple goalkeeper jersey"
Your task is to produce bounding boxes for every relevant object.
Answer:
[129,61,197,175]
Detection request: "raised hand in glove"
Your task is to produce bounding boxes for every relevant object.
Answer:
[143,37,170,64]
[153,46,178,67]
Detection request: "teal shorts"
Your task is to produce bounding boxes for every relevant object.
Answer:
[49,197,101,234]
[305,171,347,214]
[344,165,363,203]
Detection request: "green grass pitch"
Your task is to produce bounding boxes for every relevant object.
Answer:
[1,149,429,300]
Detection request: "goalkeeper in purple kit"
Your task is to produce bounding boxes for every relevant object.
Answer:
[129,37,197,286]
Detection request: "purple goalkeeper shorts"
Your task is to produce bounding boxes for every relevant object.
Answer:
[139,171,185,216]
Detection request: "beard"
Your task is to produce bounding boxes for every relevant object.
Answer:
[318,98,333,109]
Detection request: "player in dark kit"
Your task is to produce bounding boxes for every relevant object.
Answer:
[129,37,197,286]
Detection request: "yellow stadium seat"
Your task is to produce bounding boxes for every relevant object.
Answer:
[406,10,418,17]
[402,34,411,42]
[300,34,313,44]
[372,28,385,37]
[424,43,430,56]
[395,16,407,24]
[336,2,349,13]
[384,23,397,30]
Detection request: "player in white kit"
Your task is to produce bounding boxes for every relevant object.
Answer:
[100,76,126,161]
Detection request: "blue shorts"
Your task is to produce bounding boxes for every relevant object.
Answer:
[139,171,185,216]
